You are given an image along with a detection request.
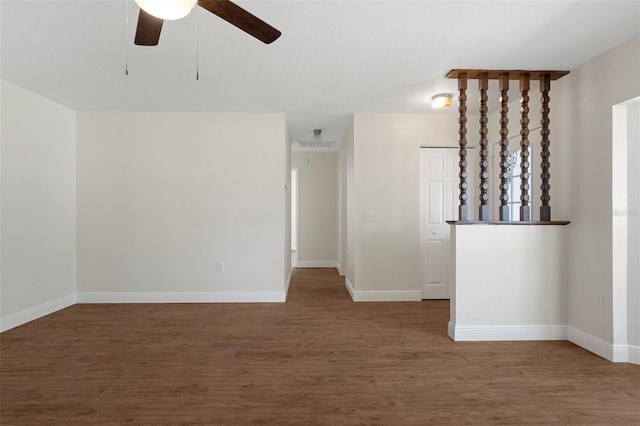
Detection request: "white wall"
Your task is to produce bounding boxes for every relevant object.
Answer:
[450,224,569,341]
[291,152,337,267]
[1,80,76,328]
[338,122,355,285]
[76,112,288,300]
[553,34,640,346]
[626,101,640,349]
[351,114,460,297]
[284,130,292,292]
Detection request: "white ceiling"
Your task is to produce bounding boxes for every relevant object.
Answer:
[2,0,639,147]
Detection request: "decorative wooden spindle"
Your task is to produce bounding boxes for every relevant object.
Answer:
[478,73,490,221]
[519,73,531,221]
[445,69,569,222]
[540,74,551,221]
[458,74,469,220]
[498,73,510,221]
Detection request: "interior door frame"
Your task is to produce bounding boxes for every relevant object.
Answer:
[337,156,347,276]
[291,167,299,266]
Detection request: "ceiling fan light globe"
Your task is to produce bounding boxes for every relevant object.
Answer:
[134,0,198,20]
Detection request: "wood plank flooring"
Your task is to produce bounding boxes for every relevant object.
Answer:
[2,268,639,425]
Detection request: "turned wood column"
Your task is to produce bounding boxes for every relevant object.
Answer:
[498,74,510,221]
[458,74,469,220]
[540,74,551,221]
[478,73,490,221]
[445,69,569,222]
[519,73,531,221]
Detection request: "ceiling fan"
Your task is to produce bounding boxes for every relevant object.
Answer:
[134,0,281,46]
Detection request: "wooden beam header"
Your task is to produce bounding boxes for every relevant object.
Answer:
[446,69,569,81]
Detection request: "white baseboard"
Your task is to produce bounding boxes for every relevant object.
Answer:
[450,324,568,341]
[568,326,614,361]
[345,277,356,301]
[296,260,339,269]
[628,345,640,365]
[350,289,422,302]
[448,321,455,340]
[613,344,632,363]
[76,291,286,303]
[1,294,76,332]
[344,278,421,302]
[285,269,293,298]
[568,327,640,364]
[353,290,422,302]
[612,342,640,364]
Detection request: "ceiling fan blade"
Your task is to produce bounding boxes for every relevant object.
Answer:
[198,0,281,44]
[134,9,164,46]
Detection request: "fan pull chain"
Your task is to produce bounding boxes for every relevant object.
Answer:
[195,10,200,81]
[125,0,129,75]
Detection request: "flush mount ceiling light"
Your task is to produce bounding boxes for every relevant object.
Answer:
[134,0,197,20]
[431,93,454,110]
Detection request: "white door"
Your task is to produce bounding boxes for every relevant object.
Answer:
[420,148,473,299]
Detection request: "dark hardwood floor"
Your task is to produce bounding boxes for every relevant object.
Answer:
[2,268,639,425]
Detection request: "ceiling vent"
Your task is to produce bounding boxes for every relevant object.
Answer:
[292,129,337,151]
[295,140,337,149]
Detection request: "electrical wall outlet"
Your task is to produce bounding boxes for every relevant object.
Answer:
[216,262,225,273]
[594,292,604,308]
